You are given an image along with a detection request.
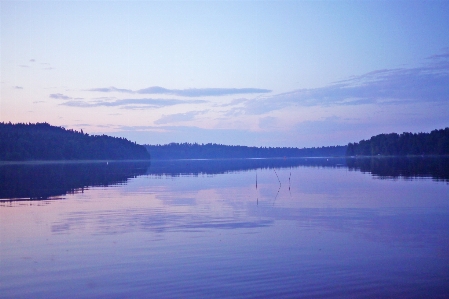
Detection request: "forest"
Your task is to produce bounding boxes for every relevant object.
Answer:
[346,128,449,156]
[0,122,150,161]
[145,143,347,159]
[2,122,447,161]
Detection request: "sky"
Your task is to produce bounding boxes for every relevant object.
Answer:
[1,1,449,147]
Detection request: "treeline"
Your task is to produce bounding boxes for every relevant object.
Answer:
[0,122,150,161]
[145,143,347,159]
[346,128,449,156]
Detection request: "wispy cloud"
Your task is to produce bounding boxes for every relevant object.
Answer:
[217,98,248,107]
[14,86,23,90]
[50,93,72,100]
[117,125,165,131]
[88,86,271,97]
[243,52,449,114]
[88,87,133,93]
[61,98,206,109]
[137,87,272,97]
[154,110,208,125]
[427,47,449,61]
[70,123,92,127]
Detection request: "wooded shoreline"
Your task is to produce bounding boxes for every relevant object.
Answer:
[1,122,448,161]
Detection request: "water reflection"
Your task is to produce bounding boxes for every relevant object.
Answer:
[147,157,449,181]
[1,157,448,201]
[140,157,449,181]
[0,161,150,200]
[346,156,449,181]
[146,157,347,176]
[1,158,448,299]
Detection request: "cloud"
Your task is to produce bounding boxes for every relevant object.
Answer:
[88,86,271,97]
[136,86,169,94]
[242,52,449,114]
[427,48,449,61]
[138,87,272,97]
[61,100,90,107]
[222,106,246,117]
[50,93,72,100]
[154,111,208,125]
[117,125,166,132]
[69,123,92,127]
[14,86,23,90]
[88,87,133,93]
[217,98,248,107]
[61,98,206,109]
[29,59,36,62]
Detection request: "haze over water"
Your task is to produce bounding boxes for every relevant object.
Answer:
[1,158,448,298]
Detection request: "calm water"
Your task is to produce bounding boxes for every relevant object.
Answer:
[1,158,448,298]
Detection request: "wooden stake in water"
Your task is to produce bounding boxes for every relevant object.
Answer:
[289,172,291,191]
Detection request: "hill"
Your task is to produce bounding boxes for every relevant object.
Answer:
[346,128,449,156]
[0,122,150,161]
[145,143,347,159]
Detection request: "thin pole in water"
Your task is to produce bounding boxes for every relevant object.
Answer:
[256,173,258,189]
[289,172,291,191]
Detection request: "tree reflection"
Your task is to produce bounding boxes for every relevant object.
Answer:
[0,161,150,200]
[1,157,447,201]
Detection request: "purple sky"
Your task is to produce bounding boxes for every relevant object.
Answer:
[2,1,449,147]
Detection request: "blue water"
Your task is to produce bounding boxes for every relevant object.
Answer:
[1,159,448,298]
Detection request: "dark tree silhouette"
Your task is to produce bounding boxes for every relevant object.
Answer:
[346,128,449,156]
[145,143,347,159]
[0,122,150,161]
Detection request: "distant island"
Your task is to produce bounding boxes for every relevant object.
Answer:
[346,128,449,156]
[145,143,347,159]
[0,122,150,161]
[146,128,449,159]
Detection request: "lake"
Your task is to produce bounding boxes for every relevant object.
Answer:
[1,157,448,298]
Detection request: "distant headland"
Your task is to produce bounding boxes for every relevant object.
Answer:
[0,122,150,161]
[346,128,449,156]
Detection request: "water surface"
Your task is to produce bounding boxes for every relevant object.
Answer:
[1,158,448,298]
